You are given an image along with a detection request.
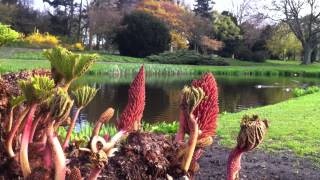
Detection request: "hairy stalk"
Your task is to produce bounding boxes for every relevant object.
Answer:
[175,108,187,144]
[29,115,44,143]
[181,114,199,172]
[43,143,52,169]
[6,107,14,132]
[20,103,38,178]
[92,108,114,137]
[88,168,102,180]
[103,130,127,151]
[47,122,66,180]
[227,148,243,180]
[6,108,29,157]
[62,107,82,150]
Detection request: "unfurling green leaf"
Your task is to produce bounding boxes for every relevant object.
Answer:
[72,86,98,108]
[10,95,25,109]
[43,47,97,88]
[18,76,55,104]
[182,85,206,113]
[50,88,74,121]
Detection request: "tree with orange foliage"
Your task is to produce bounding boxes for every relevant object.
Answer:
[137,0,189,50]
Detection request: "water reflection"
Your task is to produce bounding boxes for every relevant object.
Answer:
[72,75,320,124]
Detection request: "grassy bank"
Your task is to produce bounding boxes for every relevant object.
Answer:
[218,92,320,163]
[2,47,320,77]
[2,58,320,77]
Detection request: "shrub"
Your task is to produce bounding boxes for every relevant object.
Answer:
[115,11,171,57]
[293,86,320,97]
[251,50,269,63]
[25,30,59,48]
[73,43,85,51]
[0,23,20,47]
[235,45,269,63]
[146,50,229,65]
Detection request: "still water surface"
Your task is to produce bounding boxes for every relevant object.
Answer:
[73,75,320,124]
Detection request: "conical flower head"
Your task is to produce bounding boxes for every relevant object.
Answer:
[191,73,219,139]
[117,66,145,131]
[72,85,98,108]
[43,47,97,86]
[237,115,269,152]
[18,76,55,104]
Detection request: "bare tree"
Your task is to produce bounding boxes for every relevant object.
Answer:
[272,0,320,64]
[88,5,122,50]
[231,0,258,24]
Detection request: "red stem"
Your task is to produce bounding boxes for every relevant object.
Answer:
[62,107,81,150]
[88,168,102,180]
[6,108,14,132]
[29,115,43,143]
[47,123,66,180]
[227,148,244,180]
[43,143,52,169]
[6,108,29,157]
[20,103,38,178]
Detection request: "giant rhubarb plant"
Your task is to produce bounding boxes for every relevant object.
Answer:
[47,88,74,179]
[176,73,219,174]
[62,86,97,149]
[43,47,97,91]
[82,66,145,180]
[17,76,55,177]
[227,115,269,180]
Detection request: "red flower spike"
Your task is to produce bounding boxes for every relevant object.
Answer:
[117,65,145,132]
[191,73,219,139]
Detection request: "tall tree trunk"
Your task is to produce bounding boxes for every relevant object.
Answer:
[302,44,313,65]
[315,48,320,62]
[77,0,83,42]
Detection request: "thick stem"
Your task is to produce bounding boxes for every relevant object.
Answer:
[6,108,29,157]
[29,115,43,143]
[62,107,82,150]
[43,143,52,169]
[47,123,66,180]
[302,44,313,65]
[181,114,199,173]
[227,148,244,180]
[103,130,126,151]
[88,168,101,180]
[6,108,14,132]
[20,103,38,178]
[175,108,187,143]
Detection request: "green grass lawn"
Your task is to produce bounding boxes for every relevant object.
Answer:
[2,47,320,77]
[2,58,320,77]
[218,92,320,163]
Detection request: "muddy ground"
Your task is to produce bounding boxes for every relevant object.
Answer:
[196,142,320,180]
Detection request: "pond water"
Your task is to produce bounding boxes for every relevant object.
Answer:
[73,75,320,124]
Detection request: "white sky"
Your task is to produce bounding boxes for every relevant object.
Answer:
[33,0,237,12]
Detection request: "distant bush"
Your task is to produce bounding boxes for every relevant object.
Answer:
[25,30,59,48]
[235,45,269,63]
[146,50,229,66]
[293,86,320,97]
[251,51,269,63]
[0,23,20,47]
[115,11,170,57]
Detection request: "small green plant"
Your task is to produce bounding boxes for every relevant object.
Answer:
[0,23,20,47]
[293,86,320,97]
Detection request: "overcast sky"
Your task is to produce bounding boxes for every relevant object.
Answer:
[33,0,237,12]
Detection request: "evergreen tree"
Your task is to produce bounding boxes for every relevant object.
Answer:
[193,0,214,18]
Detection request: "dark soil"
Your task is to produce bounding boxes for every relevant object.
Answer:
[196,142,320,180]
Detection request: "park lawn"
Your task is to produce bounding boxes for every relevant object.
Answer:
[218,92,320,163]
[2,58,320,77]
